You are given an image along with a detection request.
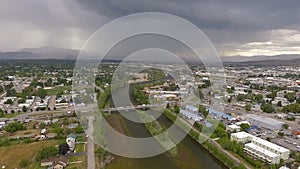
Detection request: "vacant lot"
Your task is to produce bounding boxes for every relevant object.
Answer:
[0,140,59,168]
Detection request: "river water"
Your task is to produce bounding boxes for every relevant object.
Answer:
[104,85,226,169]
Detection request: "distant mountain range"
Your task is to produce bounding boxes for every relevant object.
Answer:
[0,46,79,60]
[221,54,300,62]
[1,46,300,65]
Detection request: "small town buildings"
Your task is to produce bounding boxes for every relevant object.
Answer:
[66,133,77,152]
[40,155,68,168]
[68,123,79,129]
[226,124,240,132]
[185,105,199,113]
[230,131,254,143]
[179,109,202,121]
[231,132,290,164]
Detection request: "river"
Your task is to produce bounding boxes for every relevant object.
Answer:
[103,84,226,169]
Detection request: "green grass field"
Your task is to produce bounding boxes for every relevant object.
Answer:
[46,86,71,96]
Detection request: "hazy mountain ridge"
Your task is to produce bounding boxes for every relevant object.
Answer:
[1,46,300,65]
[221,54,300,62]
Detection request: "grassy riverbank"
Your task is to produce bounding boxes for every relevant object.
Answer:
[137,110,178,156]
[162,109,247,169]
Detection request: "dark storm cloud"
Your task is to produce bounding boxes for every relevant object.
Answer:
[75,0,300,30]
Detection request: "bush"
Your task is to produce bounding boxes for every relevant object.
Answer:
[19,159,29,167]
[5,122,26,133]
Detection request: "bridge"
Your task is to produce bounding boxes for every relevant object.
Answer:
[101,103,167,112]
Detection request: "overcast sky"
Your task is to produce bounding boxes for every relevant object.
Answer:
[1,0,300,56]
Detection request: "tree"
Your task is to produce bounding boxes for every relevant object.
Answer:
[237,94,247,101]
[297,97,300,104]
[245,104,252,112]
[36,88,47,99]
[283,124,289,129]
[254,94,263,103]
[17,98,26,104]
[75,125,84,134]
[174,107,180,114]
[5,122,25,132]
[36,147,58,161]
[0,109,3,118]
[59,143,69,155]
[4,99,13,105]
[22,106,27,112]
[284,92,296,102]
[199,105,209,117]
[240,123,250,131]
[261,103,275,113]
[278,132,284,137]
[266,92,277,100]
[277,101,282,107]
[166,103,170,109]
[282,103,300,113]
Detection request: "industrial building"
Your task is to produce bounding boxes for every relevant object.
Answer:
[179,109,202,121]
[231,132,290,164]
[244,114,285,130]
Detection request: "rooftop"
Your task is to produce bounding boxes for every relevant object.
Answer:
[245,114,285,125]
[231,131,253,139]
[252,137,289,153]
[245,142,279,158]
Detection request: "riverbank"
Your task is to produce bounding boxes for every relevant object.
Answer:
[162,109,249,169]
[137,110,178,156]
[105,112,226,169]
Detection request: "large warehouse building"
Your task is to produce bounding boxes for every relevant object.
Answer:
[244,114,285,130]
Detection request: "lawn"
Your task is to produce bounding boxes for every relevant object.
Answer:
[75,144,85,153]
[0,140,59,168]
[67,155,87,169]
[1,112,23,118]
[46,86,71,96]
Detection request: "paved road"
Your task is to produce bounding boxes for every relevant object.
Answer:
[87,116,95,169]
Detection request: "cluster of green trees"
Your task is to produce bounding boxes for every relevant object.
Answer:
[266,91,277,100]
[282,103,300,113]
[165,82,178,91]
[198,104,209,117]
[132,85,149,104]
[245,104,252,111]
[147,69,166,81]
[36,147,58,161]
[227,86,235,93]
[199,80,211,89]
[261,103,275,113]
[4,99,13,105]
[98,86,111,109]
[75,125,84,134]
[284,92,296,102]
[4,122,26,132]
